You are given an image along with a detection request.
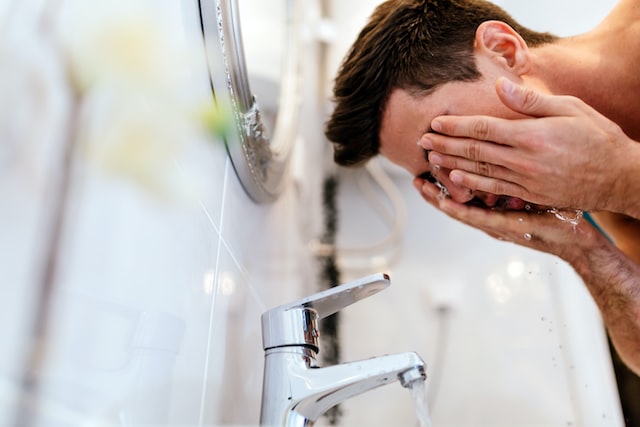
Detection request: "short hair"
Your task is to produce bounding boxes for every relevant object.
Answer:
[324,0,557,167]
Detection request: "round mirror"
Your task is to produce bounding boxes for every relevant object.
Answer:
[199,0,300,203]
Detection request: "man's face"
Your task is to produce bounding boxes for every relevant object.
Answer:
[380,75,526,208]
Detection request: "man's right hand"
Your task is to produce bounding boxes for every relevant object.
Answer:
[420,77,638,216]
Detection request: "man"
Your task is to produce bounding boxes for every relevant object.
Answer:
[324,0,640,375]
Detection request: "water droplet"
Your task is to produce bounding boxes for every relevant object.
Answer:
[433,179,450,200]
[523,233,532,241]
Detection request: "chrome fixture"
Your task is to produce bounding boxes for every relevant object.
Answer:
[259,273,426,426]
[199,0,301,203]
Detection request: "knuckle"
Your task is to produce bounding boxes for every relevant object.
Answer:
[516,128,547,152]
[465,140,483,161]
[526,134,546,151]
[476,161,492,176]
[604,121,624,143]
[513,156,543,179]
[470,119,491,140]
[565,94,585,110]
[558,94,587,115]
[492,180,512,196]
[519,86,542,111]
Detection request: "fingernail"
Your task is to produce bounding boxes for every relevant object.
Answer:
[421,182,438,199]
[450,171,463,184]
[419,135,433,149]
[431,119,442,132]
[429,152,442,165]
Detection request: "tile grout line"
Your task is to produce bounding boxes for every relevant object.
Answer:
[197,156,230,426]
[198,173,267,314]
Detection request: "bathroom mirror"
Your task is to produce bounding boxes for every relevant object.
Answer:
[199,0,300,203]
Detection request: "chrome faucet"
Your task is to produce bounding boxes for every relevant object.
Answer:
[259,273,426,426]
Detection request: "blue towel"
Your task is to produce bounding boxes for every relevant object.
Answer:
[583,211,613,242]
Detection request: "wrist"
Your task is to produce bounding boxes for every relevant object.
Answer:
[561,220,614,272]
[575,238,640,314]
[610,136,640,218]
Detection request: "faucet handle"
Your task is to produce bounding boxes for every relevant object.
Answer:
[288,272,390,319]
[261,273,390,351]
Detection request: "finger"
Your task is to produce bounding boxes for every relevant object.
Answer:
[427,151,515,182]
[437,198,539,245]
[414,179,452,214]
[434,197,520,243]
[496,77,580,118]
[438,196,495,227]
[447,169,531,201]
[412,177,441,204]
[422,132,513,164]
[430,114,512,145]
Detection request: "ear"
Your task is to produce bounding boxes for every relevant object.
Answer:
[474,21,530,75]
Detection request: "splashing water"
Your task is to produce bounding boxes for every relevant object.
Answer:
[546,208,583,226]
[427,165,450,201]
[408,381,432,427]
[524,205,584,227]
[426,173,584,228]
[435,180,450,201]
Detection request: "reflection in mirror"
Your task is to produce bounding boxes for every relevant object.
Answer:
[199,0,300,203]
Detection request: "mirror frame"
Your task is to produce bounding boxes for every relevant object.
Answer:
[198,0,300,203]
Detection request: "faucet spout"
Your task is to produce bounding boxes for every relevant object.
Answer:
[259,274,427,426]
[295,351,425,421]
[260,347,425,426]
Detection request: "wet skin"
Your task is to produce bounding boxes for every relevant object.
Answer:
[379,75,530,210]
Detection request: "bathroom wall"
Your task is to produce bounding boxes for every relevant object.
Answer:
[1,0,328,426]
[2,1,629,426]
[325,0,625,426]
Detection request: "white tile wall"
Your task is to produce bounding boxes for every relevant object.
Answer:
[1,1,327,426]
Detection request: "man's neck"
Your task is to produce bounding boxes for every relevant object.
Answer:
[530,6,640,140]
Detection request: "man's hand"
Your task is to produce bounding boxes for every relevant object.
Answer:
[420,77,635,214]
[412,176,604,265]
[413,175,640,375]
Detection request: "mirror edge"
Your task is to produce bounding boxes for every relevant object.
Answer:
[198,0,300,203]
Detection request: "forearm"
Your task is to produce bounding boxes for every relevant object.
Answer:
[416,179,640,373]
[613,138,640,219]
[570,239,640,375]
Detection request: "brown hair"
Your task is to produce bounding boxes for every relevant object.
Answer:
[325,0,557,167]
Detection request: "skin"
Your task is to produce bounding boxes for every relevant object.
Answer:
[422,78,640,218]
[380,23,532,209]
[379,6,640,375]
[414,178,640,377]
[422,0,640,218]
